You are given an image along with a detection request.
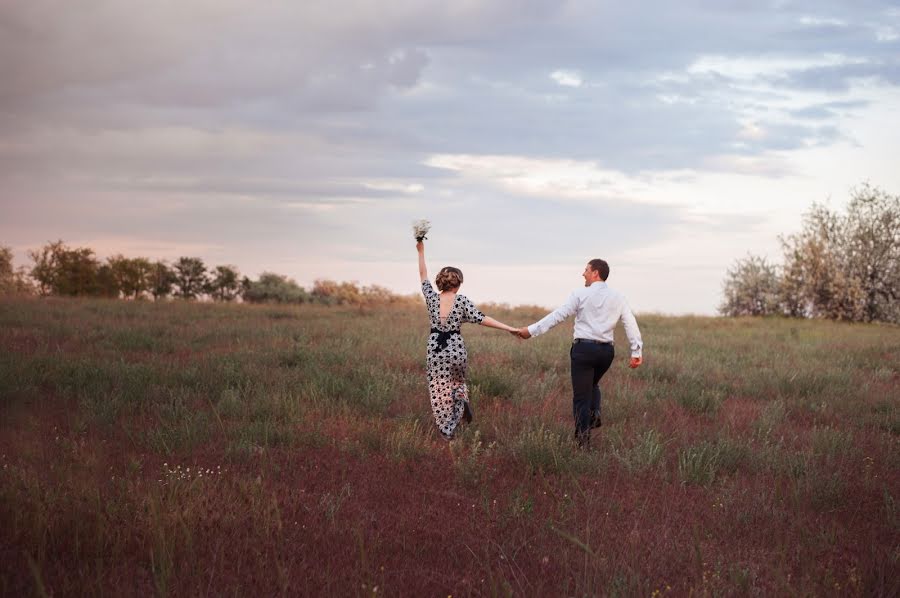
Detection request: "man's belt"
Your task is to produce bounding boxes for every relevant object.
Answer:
[573,338,613,345]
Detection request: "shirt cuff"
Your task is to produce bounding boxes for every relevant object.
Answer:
[527,323,540,337]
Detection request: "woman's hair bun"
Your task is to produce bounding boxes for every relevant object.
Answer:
[435,267,463,291]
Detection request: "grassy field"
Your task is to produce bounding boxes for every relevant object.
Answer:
[1,296,898,596]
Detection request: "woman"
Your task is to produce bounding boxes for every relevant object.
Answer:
[417,240,518,440]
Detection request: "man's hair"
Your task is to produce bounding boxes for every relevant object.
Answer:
[588,258,609,281]
[435,266,464,291]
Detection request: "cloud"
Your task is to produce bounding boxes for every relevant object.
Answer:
[550,70,583,87]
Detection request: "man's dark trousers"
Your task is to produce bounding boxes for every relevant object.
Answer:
[570,341,614,446]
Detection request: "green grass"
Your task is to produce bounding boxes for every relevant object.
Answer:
[610,428,665,473]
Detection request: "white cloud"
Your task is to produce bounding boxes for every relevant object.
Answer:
[424,152,800,206]
[362,181,424,194]
[874,26,899,42]
[701,153,794,178]
[425,154,652,202]
[550,69,583,87]
[798,16,847,27]
[686,53,870,81]
[737,120,767,140]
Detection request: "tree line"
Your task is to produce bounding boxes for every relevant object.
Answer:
[720,183,899,323]
[0,241,414,306]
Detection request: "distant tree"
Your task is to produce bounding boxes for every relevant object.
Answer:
[208,265,241,302]
[0,246,33,294]
[172,257,208,300]
[841,184,900,322]
[719,254,781,317]
[28,240,62,296]
[0,246,16,294]
[723,184,899,323]
[361,284,401,304]
[150,261,176,300]
[311,279,363,305]
[242,272,309,304]
[780,203,865,322]
[781,191,900,321]
[308,279,410,306]
[107,255,154,299]
[95,263,121,298]
[28,240,104,296]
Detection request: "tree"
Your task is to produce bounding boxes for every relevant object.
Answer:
[95,263,121,298]
[0,246,13,294]
[242,272,309,304]
[841,184,900,322]
[778,208,862,321]
[778,189,897,322]
[28,240,105,296]
[208,265,241,302]
[28,240,64,296]
[0,246,34,295]
[150,261,176,300]
[719,254,781,317]
[107,255,154,299]
[172,257,208,300]
[0,246,17,295]
[311,279,362,305]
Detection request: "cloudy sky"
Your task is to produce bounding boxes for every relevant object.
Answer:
[3,1,899,314]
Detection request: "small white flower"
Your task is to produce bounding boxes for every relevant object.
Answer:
[412,219,431,241]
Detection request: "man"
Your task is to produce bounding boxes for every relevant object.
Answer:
[515,259,643,448]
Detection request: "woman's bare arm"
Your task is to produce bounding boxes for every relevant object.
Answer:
[416,241,428,282]
[480,316,519,333]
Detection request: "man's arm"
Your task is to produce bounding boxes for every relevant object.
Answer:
[620,301,643,367]
[523,291,580,339]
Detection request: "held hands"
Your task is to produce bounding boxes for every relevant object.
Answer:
[629,356,643,369]
[509,326,531,340]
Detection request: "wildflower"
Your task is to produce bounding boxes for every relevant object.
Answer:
[412,219,431,241]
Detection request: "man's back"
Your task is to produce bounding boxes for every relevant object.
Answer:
[528,281,643,358]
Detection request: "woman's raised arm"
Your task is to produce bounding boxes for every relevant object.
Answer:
[416,241,428,282]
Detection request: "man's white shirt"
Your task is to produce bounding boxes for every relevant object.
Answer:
[526,281,643,358]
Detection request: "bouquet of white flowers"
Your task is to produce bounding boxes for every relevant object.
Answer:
[412,219,431,242]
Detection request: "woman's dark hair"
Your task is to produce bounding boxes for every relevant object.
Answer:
[435,267,464,291]
[588,258,610,281]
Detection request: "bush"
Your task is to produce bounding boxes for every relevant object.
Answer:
[719,254,781,317]
[242,272,309,304]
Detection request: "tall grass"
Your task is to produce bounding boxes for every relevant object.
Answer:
[0,296,897,596]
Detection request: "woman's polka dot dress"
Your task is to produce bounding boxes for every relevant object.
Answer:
[422,280,485,439]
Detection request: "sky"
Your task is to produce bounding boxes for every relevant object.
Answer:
[2,1,899,314]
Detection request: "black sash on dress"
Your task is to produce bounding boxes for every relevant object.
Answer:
[430,328,460,353]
